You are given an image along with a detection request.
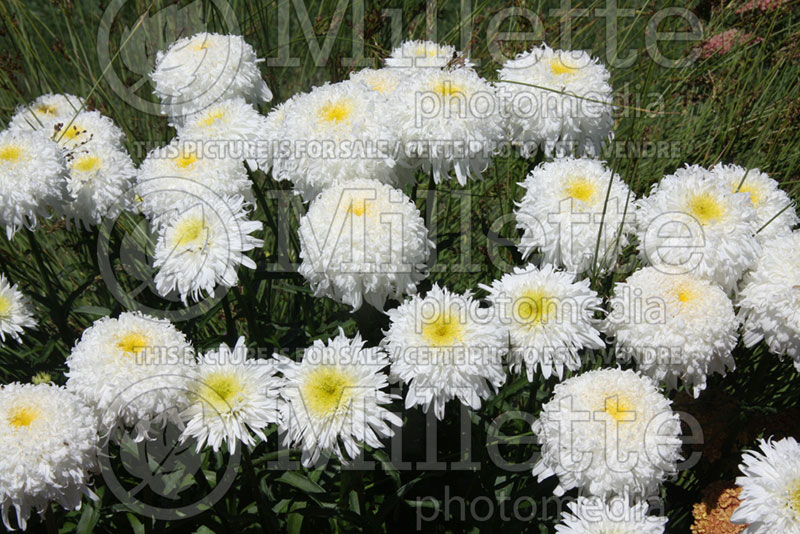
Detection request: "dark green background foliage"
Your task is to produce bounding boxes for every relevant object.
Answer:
[0,0,798,532]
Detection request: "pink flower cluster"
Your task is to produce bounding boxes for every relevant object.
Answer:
[698,29,761,58]
[736,0,786,13]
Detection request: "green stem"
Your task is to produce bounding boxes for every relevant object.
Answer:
[242,446,272,530]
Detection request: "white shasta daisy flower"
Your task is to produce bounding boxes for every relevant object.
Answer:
[151,32,272,122]
[135,138,252,219]
[0,129,67,239]
[274,80,404,200]
[51,110,126,151]
[64,144,137,228]
[0,383,98,531]
[555,496,668,534]
[153,194,263,303]
[175,97,270,171]
[382,284,508,419]
[481,263,604,380]
[635,164,760,293]
[297,178,432,310]
[384,40,473,70]
[349,67,405,96]
[515,157,634,274]
[181,336,280,453]
[739,231,800,371]
[65,312,195,441]
[731,437,800,533]
[393,67,505,185]
[497,44,614,158]
[532,368,682,499]
[276,329,401,466]
[709,163,798,243]
[8,93,83,133]
[0,274,36,343]
[605,267,738,398]
[259,101,288,174]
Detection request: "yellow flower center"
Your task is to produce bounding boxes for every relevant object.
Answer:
[347,198,370,217]
[8,405,40,428]
[117,331,149,356]
[0,145,22,163]
[198,109,226,127]
[60,124,84,141]
[200,372,243,414]
[301,367,354,417]
[790,481,800,513]
[421,312,463,346]
[0,295,12,317]
[193,40,210,51]
[319,99,353,124]
[516,288,556,326]
[175,152,198,169]
[550,57,577,76]
[35,104,57,115]
[735,183,762,208]
[173,216,208,248]
[603,394,635,422]
[564,176,597,203]
[71,154,101,173]
[432,80,463,97]
[415,45,440,58]
[674,282,699,304]
[687,192,725,226]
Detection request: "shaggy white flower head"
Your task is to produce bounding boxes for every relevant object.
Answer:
[51,110,126,151]
[605,267,738,398]
[392,68,505,185]
[515,157,634,274]
[181,337,280,453]
[0,383,98,531]
[385,40,473,70]
[532,368,682,499]
[65,312,195,441]
[382,284,508,419]
[276,329,401,466]
[0,274,36,343]
[635,165,760,293]
[497,44,614,158]
[709,163,798,243]
[151,32,272,122]
[273,81,404,200]
[135,138,252,219]
[64,144,137,228]
[153,194,263,303]
[732,437,800,533]
[8,93,83,133]
[555,496,668,534]
[176,97,271,171]
[349,67,405,96]
[739,231,800,371]
[298,179,432,310]
[0,129,67,239]
[481,263,604,380]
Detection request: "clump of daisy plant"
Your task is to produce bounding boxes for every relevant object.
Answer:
[276,329,401,466]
